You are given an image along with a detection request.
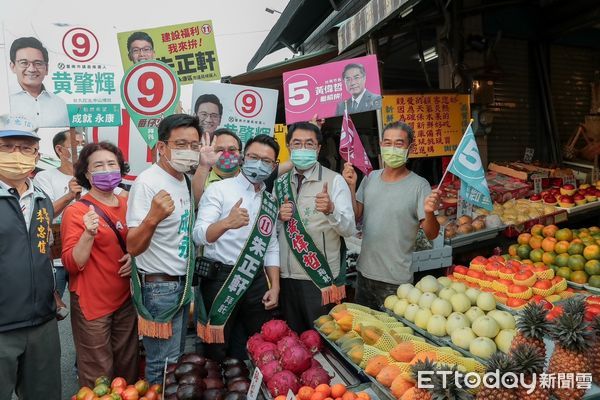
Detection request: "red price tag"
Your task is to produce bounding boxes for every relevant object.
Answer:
[235,89,263,118]
[62,27,99,62]
[122,62,178,116]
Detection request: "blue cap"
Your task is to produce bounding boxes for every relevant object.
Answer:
[0,115,40,141]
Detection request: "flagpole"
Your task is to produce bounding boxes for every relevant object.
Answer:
[344,103,351,163]
[438,118,474,186]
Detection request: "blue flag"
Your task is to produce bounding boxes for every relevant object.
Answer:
[447,124,493,210]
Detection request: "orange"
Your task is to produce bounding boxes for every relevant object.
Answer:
[568,242,584,255]
[298,387,315,400]
[568,255,586,271]
[311,392,328,400]
[570,271,589,284]
[531,224,544,237]
[543,224,559,238]
[341,392,357,400]
[275,396,287,400]
[542,251,557,266]
[555,241,570,254]
[315,384,332,397]
[529,235,543,250]
[583,244,600,261]
[356,392,370,400]
[330,384,346,398]
[508,244,519,257]
[518,233,532,245]
[529,249,544,263]
[541,237,557,252]
[555,228,573,242]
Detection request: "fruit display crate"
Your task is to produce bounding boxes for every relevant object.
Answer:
[382,309,486,365]
[542,338,600,399]
[316,331,396,400]
[411,245,453,271]
[445,226,505,248]
[556,200,600,215]
[502,209,568,238]
[585,284,600,294]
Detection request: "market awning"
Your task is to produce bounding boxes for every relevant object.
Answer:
[233,47,338,88]
[246,0,343,72]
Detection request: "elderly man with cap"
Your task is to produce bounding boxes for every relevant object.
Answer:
[0,116,61,399]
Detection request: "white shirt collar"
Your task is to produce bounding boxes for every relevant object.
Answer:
[235,172,264,193]
[352,89,367,105]
[15,85,50,99]
[0,178,35,197]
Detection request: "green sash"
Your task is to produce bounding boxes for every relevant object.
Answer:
[130,178,196,339]
[197,191,278,343]
[275,173,345,305]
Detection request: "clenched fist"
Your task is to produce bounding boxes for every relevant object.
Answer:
[279,195,293,222]
[424,189,441,213]
[149,190,175,223]
[342,162,357,189]
[68,178,83,199]
[227,198,250,229]
[83,204,99,236]
[315,182,334,215]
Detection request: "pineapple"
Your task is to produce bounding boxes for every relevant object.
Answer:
[408,359,473,400]
[547,298,593,400]
[476,352,517,400]
[511,344,550,400]
[592,316,600,383]
[510,302,550,357]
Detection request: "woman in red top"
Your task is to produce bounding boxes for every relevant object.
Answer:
[61,141,138,387]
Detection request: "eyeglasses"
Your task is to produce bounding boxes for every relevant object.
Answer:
[197,112,221,121]
[215,146,239,153]
[162,140,201,151]
[15,59,47,70]
[129,46,153,55]
[0,143,39,155]
[289,141,318,150]
[244,153,276,167]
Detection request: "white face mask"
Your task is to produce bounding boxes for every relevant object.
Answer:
[168,149,199,172]
[63,145,84,162]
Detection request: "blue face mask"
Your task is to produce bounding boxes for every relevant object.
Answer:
[241,159,273,183]
[290,149,318,170]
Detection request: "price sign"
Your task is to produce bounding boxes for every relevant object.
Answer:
[247,368,263,400]
[62,27,100,62]
[531,173,545,194]
[523,147,535,164]
[286,389,296,400]
[121,60,180,148]
[563,175,576,186]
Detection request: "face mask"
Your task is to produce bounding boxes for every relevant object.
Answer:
[0,151,37,180]
[91,170,122,192]
[215,151,240,175]
[290,149,318,170]
[62,145,84,162]
[381,146,408,168]
[168,149,200,173]
[241,159,273,184]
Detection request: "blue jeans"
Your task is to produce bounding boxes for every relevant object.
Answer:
[141,281,189,385]
[52,265,68,298]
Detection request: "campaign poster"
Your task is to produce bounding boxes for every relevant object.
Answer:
[191,81,278,145]
[282,54,382,124]
[382,93,470,158]
[117,21,220,85]
[1,22,122,128]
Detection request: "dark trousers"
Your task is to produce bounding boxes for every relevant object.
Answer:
[354,272,398,311]
[71,293,139,388]
[0,318,61,400]
[280,278,333,333]
[198,267,274,361]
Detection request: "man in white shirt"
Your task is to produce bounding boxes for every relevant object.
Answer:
[335,63,382,116]
[275,122,355,332]
[34,130,85,298]
[9,37,69,128]
[126,114,201,384]
[193,134,280,361]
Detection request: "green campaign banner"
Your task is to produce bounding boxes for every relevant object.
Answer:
[117,21,220,85]
[120,60,180,148]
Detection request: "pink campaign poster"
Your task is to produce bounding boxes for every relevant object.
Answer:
[282,54,382,124]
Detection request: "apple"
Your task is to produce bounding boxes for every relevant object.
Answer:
[558,195,575,208]
[530,193,542,202]
[560,184,576,196]
[574,193,587,206]
[550,188,561,197]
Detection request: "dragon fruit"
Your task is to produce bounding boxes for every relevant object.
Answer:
[259,360,282,382]
[300,330,323,354]
[261,319,291,343]
[277,335,303,356]
[256,349,279,367]
[247,333,265,354]
[267,370,300,397]
[280,345,312,374]
[250,341,278,360]
[300,367,331,388]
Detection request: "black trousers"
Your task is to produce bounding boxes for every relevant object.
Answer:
[198,267,274,362]
[280,278,334,333]
[354,272,398,311]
